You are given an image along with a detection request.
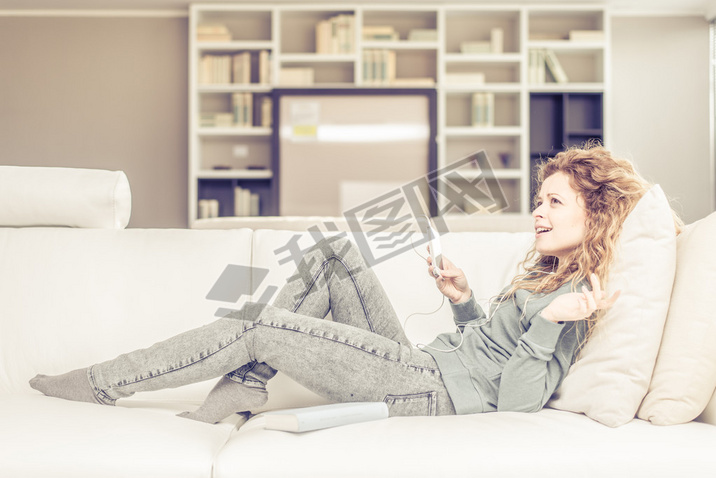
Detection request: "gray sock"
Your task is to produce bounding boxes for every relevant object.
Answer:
[29,368,103,405]
[178,376,268,424]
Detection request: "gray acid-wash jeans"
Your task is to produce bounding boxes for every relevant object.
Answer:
[88,237,456,417]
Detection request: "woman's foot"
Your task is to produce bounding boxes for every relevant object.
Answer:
[177,376,268,424]
[29,368,103,404]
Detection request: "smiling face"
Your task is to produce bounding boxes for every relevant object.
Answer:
[532,172,588,262]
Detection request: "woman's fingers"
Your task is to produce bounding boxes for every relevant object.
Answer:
[602,289,621,308]
[582,285,597,312]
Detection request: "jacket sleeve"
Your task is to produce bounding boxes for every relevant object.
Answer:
[496,313,580,413]
[449,292,487,328]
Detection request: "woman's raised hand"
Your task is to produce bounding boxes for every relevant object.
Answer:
[540,273,620,323]
[428,255,472,304]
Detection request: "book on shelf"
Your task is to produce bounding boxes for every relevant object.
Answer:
[460,29,504,55]
[197,24,231,42]
[490,28,504,54]
[198,199,220,219]
[258,50,272,85]
[362,25,399,41]
[461,41,492,54]
[444,72,485,86]
[407,29,437,42]
[528,49,546,84]
[234,186,260,217]
[259,96,272,128]
[316,14,355,54]
[529,49,568,84]
[199,51,271,85]
[569,30,604,42]
[200,54,231,84]
[362,49,396,85]
[279,67,314,86]
[263,402,389,433]
[199,112,234,128]
[232,92,254,127]
[200,96,270,129]
[472,92,495,128]
[232,52,251,84]
[543,49,569,84]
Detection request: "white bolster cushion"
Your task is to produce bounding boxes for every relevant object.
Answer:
[0,166,131,229]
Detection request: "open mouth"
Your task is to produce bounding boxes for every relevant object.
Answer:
[535,227,552,236]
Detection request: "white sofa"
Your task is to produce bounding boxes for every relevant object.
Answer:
[1,166,716,478]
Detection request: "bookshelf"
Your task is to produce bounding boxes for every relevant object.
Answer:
[188,4,608,225]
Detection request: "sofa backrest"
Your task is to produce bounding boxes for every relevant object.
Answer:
[0,227,253,401]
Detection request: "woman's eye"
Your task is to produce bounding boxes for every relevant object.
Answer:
[551,197,561,205]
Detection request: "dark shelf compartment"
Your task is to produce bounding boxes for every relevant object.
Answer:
[198,178,276,218]
[529,92,603,204]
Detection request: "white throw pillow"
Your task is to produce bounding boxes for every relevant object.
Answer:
[637,211,716,425]
[548,185,677,427]
[0,166,131,229]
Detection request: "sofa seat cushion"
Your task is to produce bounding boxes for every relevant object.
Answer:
[213,409,716,478]
[0,394,239,478]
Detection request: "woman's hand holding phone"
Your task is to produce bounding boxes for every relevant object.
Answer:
[428,254,472,304]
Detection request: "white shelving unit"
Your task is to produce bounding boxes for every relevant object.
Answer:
[188,3,609,225]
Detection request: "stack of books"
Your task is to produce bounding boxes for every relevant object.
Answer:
[569,30,604,42]
[199,51,271,85]
[197,24,231,42]
[472,93,495,128]
[407,29,437,42]
[529,49,569,84]
[258,96,273,128]
[362,50,434,87]
[199,112,234,128]
[362,25,399,42]
[200,95,271,129]
[232,93,253,127]
[461,28,504,54]
[234,186,260,216]
[362,49,396,85]
[200,55,232,84]
[316,14,355,54]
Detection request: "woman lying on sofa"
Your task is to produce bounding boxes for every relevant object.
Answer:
[32,145,660,423]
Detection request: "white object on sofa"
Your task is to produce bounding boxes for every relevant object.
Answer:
[0,165,131,228]
[638,210,716,424]
[548,185,677,427]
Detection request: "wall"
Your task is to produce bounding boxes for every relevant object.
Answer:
[610,15,712,224]
[0,16,188,228]
[0,12,712,228]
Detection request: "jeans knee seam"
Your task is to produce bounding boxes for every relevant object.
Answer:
[292,254,376,334]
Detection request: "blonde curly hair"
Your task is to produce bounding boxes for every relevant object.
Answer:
[501,144,680,334]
